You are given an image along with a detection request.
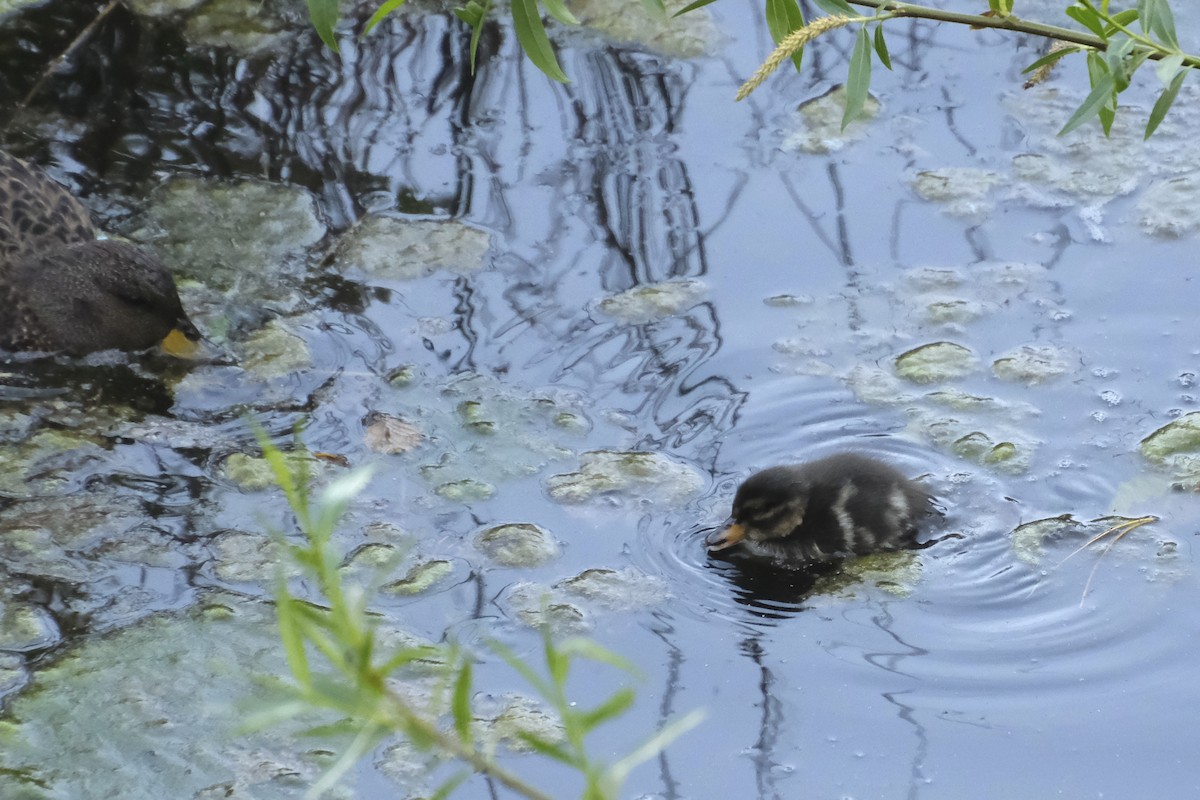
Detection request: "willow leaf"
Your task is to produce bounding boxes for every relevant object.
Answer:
[1145,67,1186,139]
[842,26,872,130]
[307,0,340,50]
[1059,72,1117,135]
[511,0,569,82]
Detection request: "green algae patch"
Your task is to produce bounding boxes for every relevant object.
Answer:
[894,341,978,384]
[221,449,320,492]
[1138,174,1200,237]
[182,0,300,53]
[0,600,59,653]
[238,319,313,379]
[1011,514,1082,566]
[475,523,561,568]
[811,551,922,599]
[567,0,717,58]
[210,530,296,583]
[912,168,1006,221]
[333,215,491,280]
[597,279,708,324]
[382,559,454,595]
[556,567,671,611]
[140,177,324,303]
[0,427,108,497]
[405,373,587,490]
[992,345,1076,384]
[1140,412,1200,464]
[546,450,704,505]
[0,595,357,799]
[784,85,882,155]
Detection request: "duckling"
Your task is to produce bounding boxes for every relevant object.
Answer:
[706,453,933,563]
[0,150,199,356]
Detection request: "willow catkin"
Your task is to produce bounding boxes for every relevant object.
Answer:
[736,15,863,101]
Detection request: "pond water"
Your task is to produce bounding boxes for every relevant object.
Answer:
[2,0,1200,797]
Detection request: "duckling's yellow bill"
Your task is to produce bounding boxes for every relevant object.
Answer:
[706,522,746,552]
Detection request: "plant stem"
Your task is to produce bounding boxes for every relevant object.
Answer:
[380,683,557,800]
[847,0,1200,68]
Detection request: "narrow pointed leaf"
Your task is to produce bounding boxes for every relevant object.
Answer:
[765,0,805,72]
[842,26,872,130]
[873,24,891,70]
[1065,5,1106,38]
[1145,67,1186,139]
[306,0,341,50]
[1059,72,1117,135]
[1154,52,1184,85]
[364,0,408,34]
[672,0,718,15]
[432,771,472,800]
[511,0,569,82]
[1022,46,1080,74]
[813,0,856,15]
[606,709,707,788]
[580,688,636,729]
[452,661,474,742]
[542,0,580,26]
[1148,0,1179,49]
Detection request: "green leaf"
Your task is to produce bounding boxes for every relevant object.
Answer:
[605,709,707,790]
[313,466,374,538]
[842,26,872,130]
[489,638,555,698]
[813,0,856,15]
[431,771,472,800]
[451,660,474,742]
[516,731,579,765]
[511,0,569,82]
[1105,8,1139,34]
[559,637,640,674]
[1145,66,1186,139]
[579,688,636,729]
[307,0,341,50]
[1155,52,1185,85]
[1022,46,1080,74]
[1059,71,1117,135]
[364,0,408,34]
[672,0,717,15]
[1065,5,1107,38]
[542,0,580,26]
[873,24,891,70]
[276,592,312,688]
[765,0,805,72]
[1141,0,1179,48]
[638,0,666,15]
[454,0,489,73]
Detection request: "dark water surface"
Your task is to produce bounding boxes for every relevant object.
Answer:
[2,0,1200,797]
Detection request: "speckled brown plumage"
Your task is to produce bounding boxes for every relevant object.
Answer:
[707,453,934,563]
[0,150,199,356]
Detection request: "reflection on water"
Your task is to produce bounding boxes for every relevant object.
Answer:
[3,0,1200,797]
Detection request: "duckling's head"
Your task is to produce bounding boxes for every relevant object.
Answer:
[3,239,200,356]
[707,466,811,551]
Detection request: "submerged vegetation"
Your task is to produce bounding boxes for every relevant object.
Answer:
[254,435,702,798]
[303,0,1198,137]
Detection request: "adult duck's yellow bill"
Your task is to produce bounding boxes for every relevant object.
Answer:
[160,327,202,358]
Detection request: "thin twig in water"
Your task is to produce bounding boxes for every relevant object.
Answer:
[21,0,122,108]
